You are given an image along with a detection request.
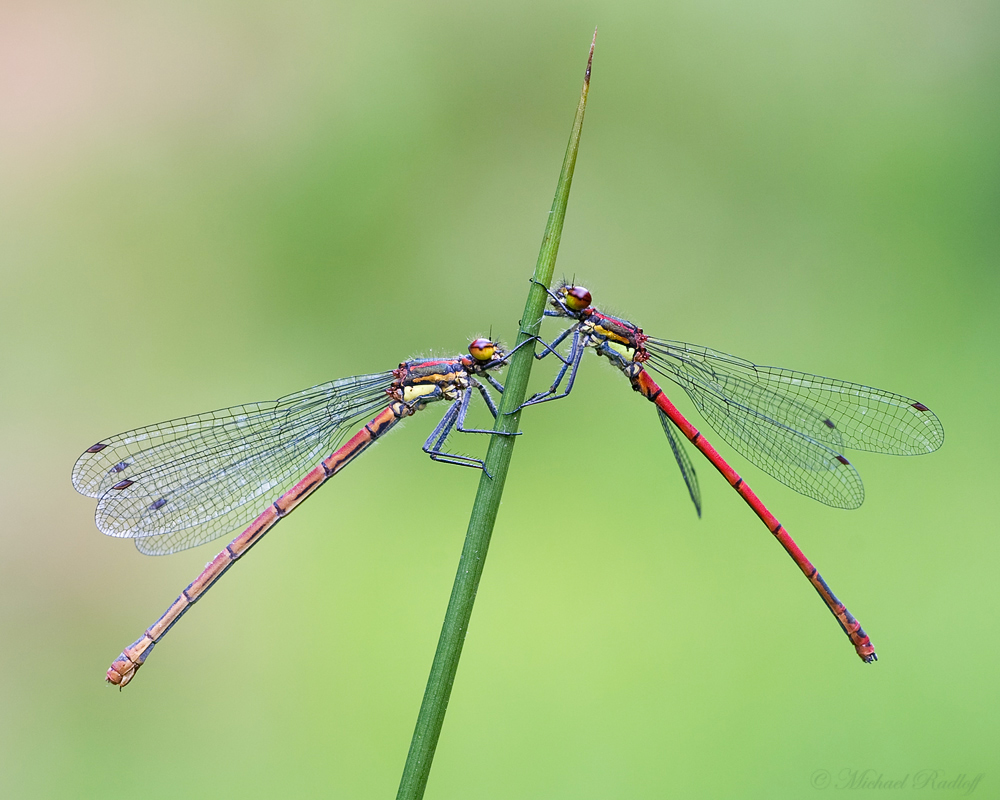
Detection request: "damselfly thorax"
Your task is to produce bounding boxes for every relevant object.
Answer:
[562,287,650,366]
[391,345,499,407]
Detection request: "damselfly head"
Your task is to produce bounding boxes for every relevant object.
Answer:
[558,283,592,313]
[468,338,499,362]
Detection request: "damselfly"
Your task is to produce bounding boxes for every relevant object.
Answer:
[519,282,945,662]
[74,338,520,687]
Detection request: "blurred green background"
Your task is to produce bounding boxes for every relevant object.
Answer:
[1,2,997,797]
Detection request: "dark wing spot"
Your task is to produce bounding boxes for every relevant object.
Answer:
[911,402,930,412]
[111,479,134,490]
[148,498,167,511]
[835,455,850,466]
[824,419,836,429]
[86,443,108,453]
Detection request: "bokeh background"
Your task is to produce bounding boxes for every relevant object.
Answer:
[2,2,997,798]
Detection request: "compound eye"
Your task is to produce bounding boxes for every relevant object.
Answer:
[564,285,592,311]
[468,338,497,361]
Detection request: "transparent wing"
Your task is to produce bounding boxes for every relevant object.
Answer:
[644,340,944,509]
[657,407,701,518]
[73,371,395,553]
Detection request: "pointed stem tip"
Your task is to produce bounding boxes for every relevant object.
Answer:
[586,28,597,84]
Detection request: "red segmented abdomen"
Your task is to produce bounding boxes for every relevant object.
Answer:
[105,402,413,688]
[629,367,876,663]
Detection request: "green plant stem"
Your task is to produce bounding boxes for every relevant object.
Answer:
[395,31,596,800]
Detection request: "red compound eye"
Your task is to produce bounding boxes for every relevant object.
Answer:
[468,338,497,361]
[563,285,592,311]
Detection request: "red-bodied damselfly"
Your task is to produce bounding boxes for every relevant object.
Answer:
[518,282,944,662]
[74,338,522,687]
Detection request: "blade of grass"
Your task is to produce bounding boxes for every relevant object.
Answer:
[396,29,596,800]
